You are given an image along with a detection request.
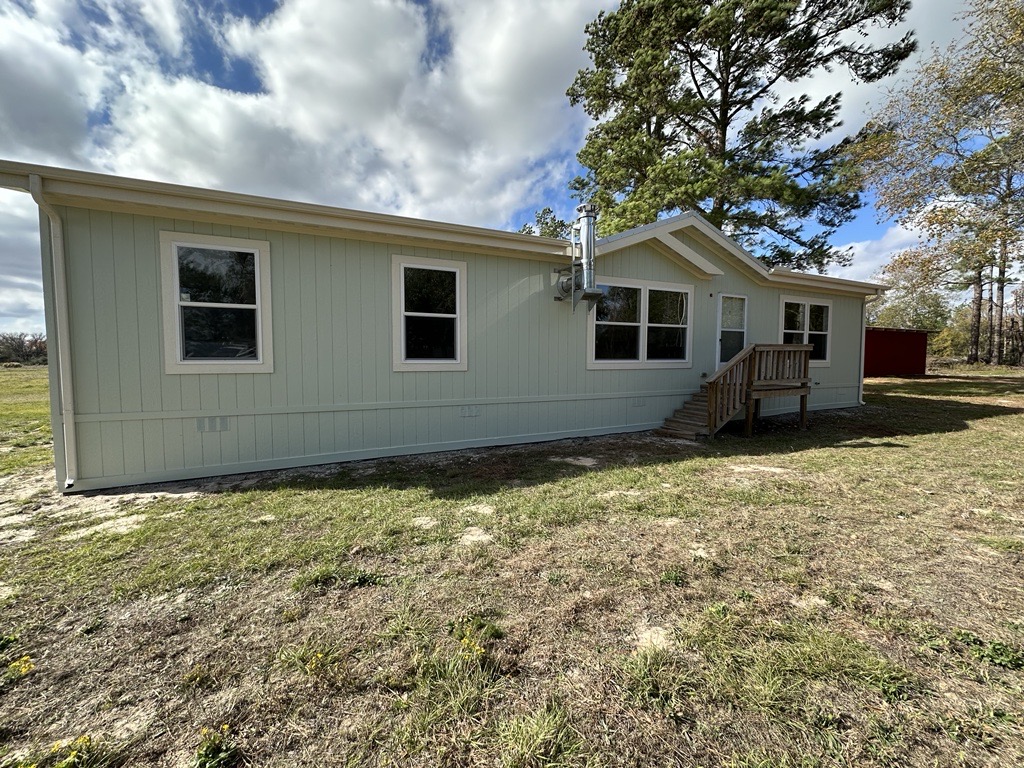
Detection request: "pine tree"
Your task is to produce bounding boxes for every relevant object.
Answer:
[568,0,916,270]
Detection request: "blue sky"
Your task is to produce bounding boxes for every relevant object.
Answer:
[0,0,967,332]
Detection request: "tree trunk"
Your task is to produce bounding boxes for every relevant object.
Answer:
[994,236,1008,365]
[968,268,983,364]
[984,267,995,364]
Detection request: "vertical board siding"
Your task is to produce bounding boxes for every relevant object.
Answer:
[90,211,123,414]
[65,207,100,415]
[66,208,866,490]
[142,420,164,473]
[111,213,142,413]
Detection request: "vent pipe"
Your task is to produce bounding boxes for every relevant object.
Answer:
[553,203,601,310]
[577,203,598,296]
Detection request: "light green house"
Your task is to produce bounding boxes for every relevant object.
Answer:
[0,161,882,493]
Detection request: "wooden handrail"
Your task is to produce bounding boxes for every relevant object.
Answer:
[706,345,755,435]
[706,344,756,384]
[705,344,813,437]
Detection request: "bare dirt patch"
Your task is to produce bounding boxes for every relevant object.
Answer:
[60,514,147,541]
[459,526,494,545]
[551,456,599,467]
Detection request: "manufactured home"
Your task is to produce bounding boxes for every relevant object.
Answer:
[0,161,883,493]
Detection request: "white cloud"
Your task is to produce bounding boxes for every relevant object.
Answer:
[0,189,45,333]
[135,0,187,56]
[0,4,107,165]
[0,0,972,332]
[832,222,924,283]
[777,1,968,145]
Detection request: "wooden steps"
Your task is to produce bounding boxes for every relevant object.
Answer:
[657,345,814,440]
[655,387,710,440]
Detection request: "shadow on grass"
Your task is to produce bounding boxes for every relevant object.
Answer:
[84,376,1024,503]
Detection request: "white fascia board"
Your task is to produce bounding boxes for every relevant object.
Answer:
[766,270,886,296]
[0,159,572,261]
[673,215,773,279]
[600,211,771,282]
[654,213,884,297]
[0,171,30,191]
[595,227,723,279]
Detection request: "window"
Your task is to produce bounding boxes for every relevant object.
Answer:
[392,255,468,372]
[588,278,692,369]
[781,296,831,364]
[160,232,273,374]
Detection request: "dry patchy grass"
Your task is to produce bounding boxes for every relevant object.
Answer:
[1,372,1023,767]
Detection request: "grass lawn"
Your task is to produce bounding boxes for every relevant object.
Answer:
[0,367,51,475]
[0,366,1022,767]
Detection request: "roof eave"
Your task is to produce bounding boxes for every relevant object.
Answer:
[767,270,886,296]
[0,160,572,261]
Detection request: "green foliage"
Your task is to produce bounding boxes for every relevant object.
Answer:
[193,725,243,768]
[180,664,219,692]
[941,706,1016,747]
[2,735,131,768]
[518,207,572,239]
[290,563,384,593]
[659,566,687,587]
[868,256,954,332]
[277,639,354,681]
[623,609,916,719]
[448,613,505,665]
[0,367,52,473]
[2,654,34,688]
[496,699,584,768]
[978,535,1024,553]
[568,0,915,270]
[952,629,1024,669]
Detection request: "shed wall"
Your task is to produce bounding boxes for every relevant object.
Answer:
[864,327,928,377]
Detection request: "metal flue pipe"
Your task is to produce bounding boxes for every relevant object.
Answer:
[576,203,598,295]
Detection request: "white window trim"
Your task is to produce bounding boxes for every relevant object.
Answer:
[779,295,832,367]
[716,293,748,368]
[159,231,273,375]
[392,254,468,372]
[587,276,693,370]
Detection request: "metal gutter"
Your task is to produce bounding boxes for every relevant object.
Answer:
[29,174,77,489]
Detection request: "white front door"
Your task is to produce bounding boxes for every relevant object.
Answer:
[718,294,747,365]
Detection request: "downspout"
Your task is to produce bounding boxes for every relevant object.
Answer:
[29,175,77,489]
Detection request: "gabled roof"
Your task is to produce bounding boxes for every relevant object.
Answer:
[597,210,884,297]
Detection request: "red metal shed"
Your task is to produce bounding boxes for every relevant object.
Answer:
[864,327,930,377]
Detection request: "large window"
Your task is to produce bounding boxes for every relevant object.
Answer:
[160,232,273,374]
[589,278,692,369]
[781,296,831,364]
[392,255,468,372]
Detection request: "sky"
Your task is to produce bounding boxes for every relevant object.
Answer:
[0,0,969,333]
